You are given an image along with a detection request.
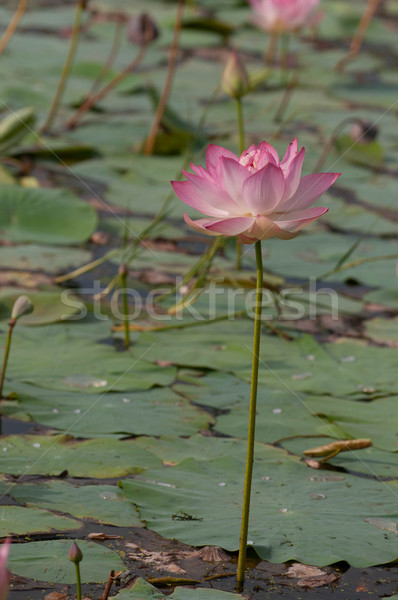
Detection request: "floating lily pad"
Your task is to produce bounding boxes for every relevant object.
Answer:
[0,434,160,477]
[3,321,176,393]
[113,578,245,600]
[0,184,97,244]
[364,317,398,344]
[11,480,143,527]
[280,436,398,479]
[304,396,398,453]
[8,539,125,584]
[0,289,85,325]
[138,323,398,398]
[122,445,398,567]
[9,383,212,438]
[174,372,324,442]
[0,244,91,273]
[0,506,81,537]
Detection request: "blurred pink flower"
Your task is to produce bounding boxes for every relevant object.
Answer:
[248,0,320,32]
[171,139,339,244]
[0,540,10,600]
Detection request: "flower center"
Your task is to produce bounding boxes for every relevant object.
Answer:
[238,148,260,173]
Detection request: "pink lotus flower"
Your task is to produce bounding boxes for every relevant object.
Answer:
[0,540,10,600]
[248,0,320,32]
[171,140,340,244]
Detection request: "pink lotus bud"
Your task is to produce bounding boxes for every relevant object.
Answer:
[349,120,378,144]
[11,295,33,322]
[68,541,83,564]
[171,139,340,244]
[127,13,159,46]
[221,51,250,99]
[0,540,10,600]
[248,0,320,32]
[118,263,128,277]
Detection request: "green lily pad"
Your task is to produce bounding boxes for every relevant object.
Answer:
[0,289,85,325]
[0,244,91,273]
[174,372,323,442]
[113,578,245,600]
[9,383,212,438]
[0,184,97,244]
[364,317,398,344]
[0,434,160,477]
[280,436,398,479]
[132,434,250,465]
[363,288,398,310]
[122,445,398,567]
[11,480,142,527]
[0,506,81,537]
[8,539,125,584]
[334,134,384,168]
[2,321,176,394]
[138,323,398,397]
[304,395,398,452]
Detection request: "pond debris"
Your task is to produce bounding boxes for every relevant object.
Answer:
[309,493,326,500]
[63,375,108,389]
[44,592,69,600]
[87,533,121,541]
[125,543,186,575]
[341,355,355,362]
[98,491,117,500]
[304,438,372,462]
[272,408,282,414]
[291,372,312,380]
[144,479,176,488]
[358,384,376,394]
[287,563,339,588]
[364,518,397,533]
[309,475,345,482]
[191,546,230,562]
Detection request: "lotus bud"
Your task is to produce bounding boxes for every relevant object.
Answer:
[0,540,10,600]
[127,13,159,46]
[350,120,378,144]
[118,263,128,277]
[68,541,83,564]
[11,296,33,322]
[221,51,250,99]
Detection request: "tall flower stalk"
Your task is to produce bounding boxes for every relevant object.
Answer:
[0,296,33,400]
[41,0,86,133]
[236,239,263,588]
[172,138,339,588]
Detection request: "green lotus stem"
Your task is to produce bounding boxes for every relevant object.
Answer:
[144,0,185,154]
[236,240,263,590]
[0,318,16,400]
[235,96,245,271]
[65,41,148,130]
[265,30,279,65]
[0,0,27,56]
[75,562,82,600]
[119,264,130,349]
[280,33,290,86]
[41,0,85,132]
